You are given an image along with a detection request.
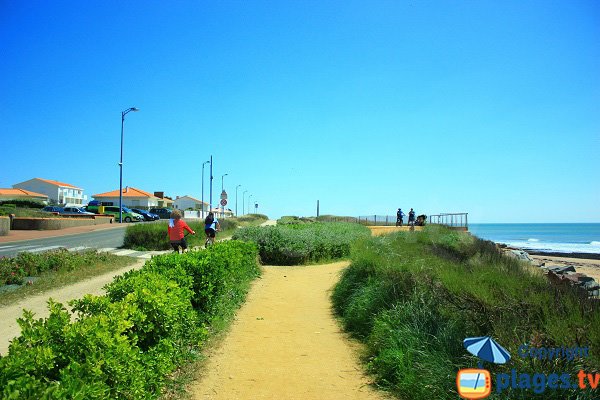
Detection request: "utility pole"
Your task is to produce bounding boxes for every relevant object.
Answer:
[209,155,213,215]
[317,200,320,217]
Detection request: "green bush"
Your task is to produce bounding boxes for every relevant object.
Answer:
[233,222,370,265]
[0,200,45,209]
[0,249,121,286]
[0,241,260,398]
[332,227,600,399]
[123,219,240,251]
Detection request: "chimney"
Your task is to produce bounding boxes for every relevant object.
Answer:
[125,186,129,193]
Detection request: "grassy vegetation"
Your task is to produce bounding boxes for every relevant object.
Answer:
[0,205,59,218]
[0,241,260,399]
[0,250,136,307]
[332,226,600,399]
[123,214,267,251]
[232,221,371,265]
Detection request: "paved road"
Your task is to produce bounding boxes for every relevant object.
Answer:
[0,226,168,259]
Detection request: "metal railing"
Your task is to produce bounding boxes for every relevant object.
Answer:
[429,213,468,229]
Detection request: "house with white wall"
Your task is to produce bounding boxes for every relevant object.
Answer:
[173,195,209,212]
[13,178,86,206]
[0,188,48,203]
[92,186,160,209]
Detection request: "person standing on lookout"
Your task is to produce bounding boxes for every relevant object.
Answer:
[396,208,405,226]
[408,208,416,227]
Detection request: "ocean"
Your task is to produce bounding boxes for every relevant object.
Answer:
[468,223,600,255]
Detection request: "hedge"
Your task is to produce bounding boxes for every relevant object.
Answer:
[0,241,259,399]
[232,222,371,265]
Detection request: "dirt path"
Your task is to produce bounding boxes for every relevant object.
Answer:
[191,261,390,400]
[0,259,145,355]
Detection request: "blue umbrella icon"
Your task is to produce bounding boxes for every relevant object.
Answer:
[463,336,511,364]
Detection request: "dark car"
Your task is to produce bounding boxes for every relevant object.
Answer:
[131,208,160,221]
[149,208,172,219]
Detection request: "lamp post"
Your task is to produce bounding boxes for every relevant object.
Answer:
[220,173,228,217]
[242,190,248,216]
[235,184,241,216]
[209,156,213,216]
[248,195,253,215]
[119,107,139,223]
[201,160,210,218]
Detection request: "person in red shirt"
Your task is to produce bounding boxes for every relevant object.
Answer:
[167,209,195,252]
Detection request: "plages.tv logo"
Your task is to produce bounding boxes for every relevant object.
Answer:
[456,336,511,400]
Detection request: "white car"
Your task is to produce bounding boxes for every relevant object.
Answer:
[61,207,95,215]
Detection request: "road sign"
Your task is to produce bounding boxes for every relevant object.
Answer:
[220,190,228,200]
[220,199,227,206]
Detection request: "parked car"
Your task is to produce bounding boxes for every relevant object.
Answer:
[61,207,95,216]
[131,208,160,221]
[149,208,173,219]
[86,205,143,222]
[41,206,64,214]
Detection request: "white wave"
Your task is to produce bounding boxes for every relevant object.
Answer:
[500,240,600,254]
[527,238,539,242]
[591,241,600,246]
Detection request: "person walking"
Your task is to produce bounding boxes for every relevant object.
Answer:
[204,211,221,247]
[168,209,195,252]
[396,208,405,227]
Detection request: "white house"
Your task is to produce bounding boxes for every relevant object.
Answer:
[92,186,160,209]
[173,195,209,212]
[0,188,48,203]
[13,178,86,206]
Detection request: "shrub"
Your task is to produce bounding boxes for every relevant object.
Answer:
[233,222,370,265]
[0,200,45,209]
[0,241,259,398]
[332,227,600,399]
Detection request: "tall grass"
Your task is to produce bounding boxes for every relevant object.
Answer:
[233,222,371,265]
[332,226,600,399]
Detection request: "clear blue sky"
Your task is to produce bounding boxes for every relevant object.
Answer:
[1,1,598,222]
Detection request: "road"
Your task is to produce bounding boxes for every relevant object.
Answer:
[0,226,127,258]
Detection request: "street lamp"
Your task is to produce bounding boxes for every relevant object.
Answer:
[235,184,242,216]
[201,160,210,218]
[248,194,253,215]
[242,190,248,216]
[221,173,228,217]
[119,107,139,223]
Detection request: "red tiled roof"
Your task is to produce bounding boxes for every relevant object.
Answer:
[93,187,157,198]
[0,188,48,198]
[36,178,80,189]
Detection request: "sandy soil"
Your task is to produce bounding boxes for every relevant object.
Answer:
[191,262,390,400]
[531,254,600,282]
[0,259,145,355]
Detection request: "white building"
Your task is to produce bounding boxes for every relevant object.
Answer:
[174,195,209,212]
[92,186,160,209]
[13,178,86,206]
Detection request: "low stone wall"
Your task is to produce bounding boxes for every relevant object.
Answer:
[11,216,114,231]
[0,216,9,236]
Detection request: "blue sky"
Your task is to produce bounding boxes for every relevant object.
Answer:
[1,1,598,222]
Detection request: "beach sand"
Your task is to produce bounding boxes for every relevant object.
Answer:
[530,254,600,283]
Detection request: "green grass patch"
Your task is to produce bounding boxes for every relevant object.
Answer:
[0,250,136,307]
[0,206,59,218]
[332,226,600,399]
[0,241,260,398]
[232,222,371,265]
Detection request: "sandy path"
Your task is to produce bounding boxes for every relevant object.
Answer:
[0,259,145,355]
[191,261,389,400]
[531,254,600,282]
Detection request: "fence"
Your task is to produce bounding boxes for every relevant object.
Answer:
[356,215,402,226]
[429,213,468,229]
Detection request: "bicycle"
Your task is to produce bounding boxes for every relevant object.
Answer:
[205,228,220,248]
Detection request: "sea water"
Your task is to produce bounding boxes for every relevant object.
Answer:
[468,223,600,254]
